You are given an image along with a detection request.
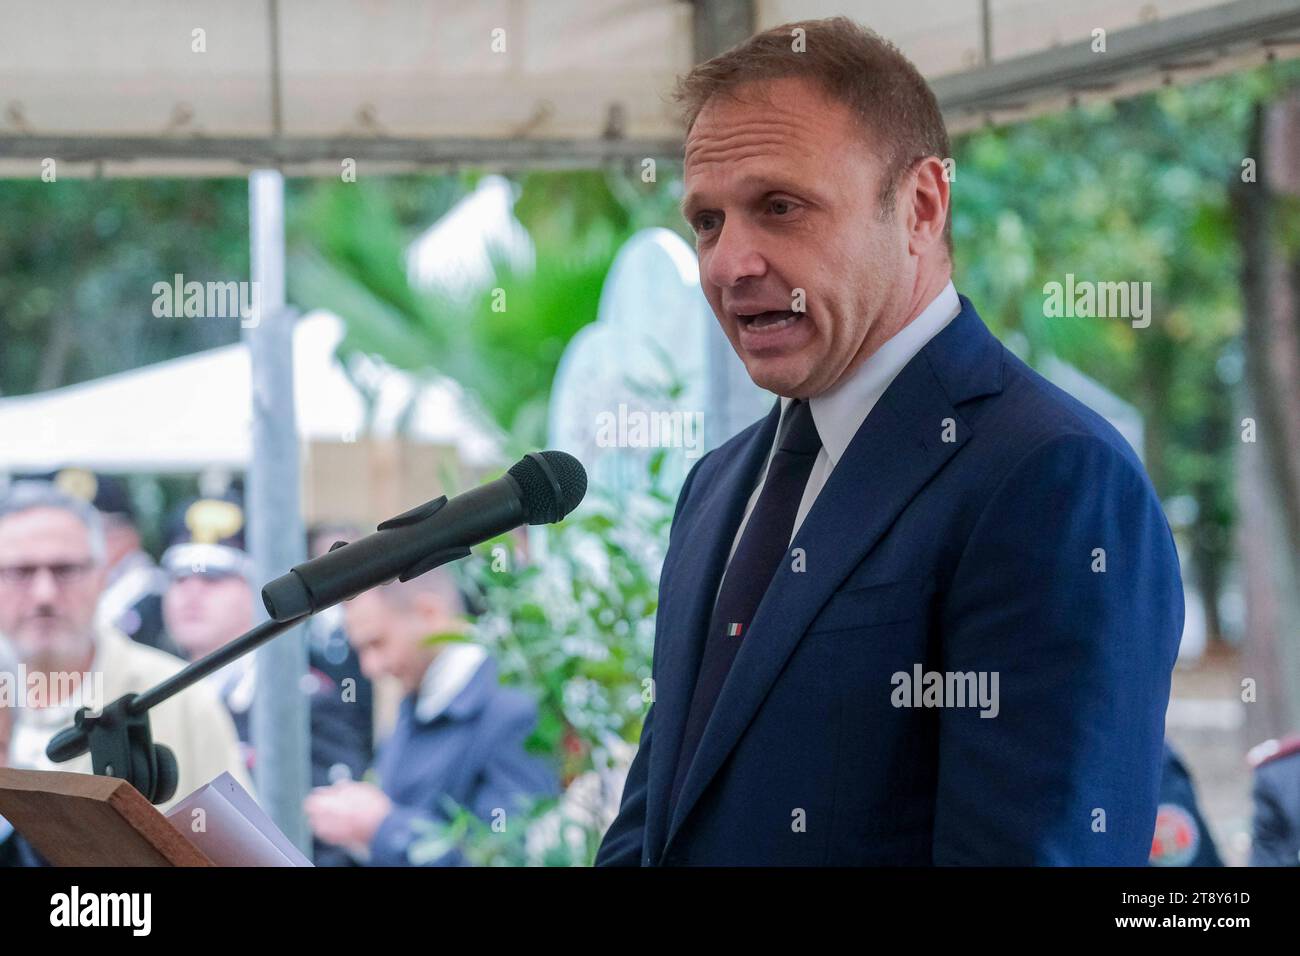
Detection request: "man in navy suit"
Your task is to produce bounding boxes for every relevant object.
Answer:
[597,17,1184,866]
[305,568,557,865]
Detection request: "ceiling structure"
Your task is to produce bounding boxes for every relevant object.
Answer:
[0,0,1297,177]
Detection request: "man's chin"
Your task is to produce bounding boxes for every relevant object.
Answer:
[740,357,817,398]
[17,626,71,650]
[15,631,84,670]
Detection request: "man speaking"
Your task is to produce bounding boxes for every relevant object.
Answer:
[596,17,1183,866]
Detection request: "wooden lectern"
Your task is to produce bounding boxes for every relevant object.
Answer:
[0,767,213,866]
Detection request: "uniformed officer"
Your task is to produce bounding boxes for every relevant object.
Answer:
[1149,741,1223,866]
[160,493,374,866]
[1248,733,1300,866]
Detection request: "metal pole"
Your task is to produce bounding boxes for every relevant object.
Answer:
[246,168,311,852]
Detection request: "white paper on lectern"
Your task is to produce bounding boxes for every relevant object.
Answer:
[165,771,313,866]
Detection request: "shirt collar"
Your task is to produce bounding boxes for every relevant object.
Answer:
[212,654,256,713]
[413,642,488,724]
[780,280,961,466]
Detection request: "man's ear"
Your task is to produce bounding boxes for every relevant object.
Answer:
[907,156,950,256]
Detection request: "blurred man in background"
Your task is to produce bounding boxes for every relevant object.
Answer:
[20,469,176,656]
[1149,742,1223,867]
[305,569,556,865]
[1249,733,1300,866]
[304,521,374,751]
[161,494,372,865]
[0,481,248,813]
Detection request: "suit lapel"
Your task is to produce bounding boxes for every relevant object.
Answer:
[660,298,1005,854]
[643,399,781,859]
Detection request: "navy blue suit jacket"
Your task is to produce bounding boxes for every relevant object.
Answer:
[597,296,1184,866]
[368,656,558,866]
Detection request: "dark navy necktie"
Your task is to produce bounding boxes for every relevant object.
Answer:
[668,398,823,817]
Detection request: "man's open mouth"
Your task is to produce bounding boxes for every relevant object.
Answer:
[737,310,804,331]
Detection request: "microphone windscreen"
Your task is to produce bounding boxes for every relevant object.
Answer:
[508,451,587,524]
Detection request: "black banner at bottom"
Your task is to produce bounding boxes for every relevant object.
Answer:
[0,865,1284,941]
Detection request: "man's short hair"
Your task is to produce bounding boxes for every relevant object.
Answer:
[0,480,106,565]
[674,16,953,253]
[371,566,467,616]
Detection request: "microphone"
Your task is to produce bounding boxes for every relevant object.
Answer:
[261,450,587,622]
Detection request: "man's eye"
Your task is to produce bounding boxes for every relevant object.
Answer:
[769,198,795,215]
[693,213,720,233]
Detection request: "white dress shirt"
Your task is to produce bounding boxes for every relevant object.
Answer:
[723,281,962,574]
[413,641,488,724]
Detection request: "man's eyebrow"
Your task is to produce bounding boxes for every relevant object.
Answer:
[679,176,809,220]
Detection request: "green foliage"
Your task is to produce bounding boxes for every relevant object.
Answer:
[412,453,677,866]
[0,178,250,396]
[952,60,1300,620]
[287,170,666,451]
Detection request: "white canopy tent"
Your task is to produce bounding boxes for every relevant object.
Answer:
[1,0,1296,176]
[405,174,535,298]
[0,310,503,474]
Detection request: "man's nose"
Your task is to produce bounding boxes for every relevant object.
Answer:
[703,219,767,291]
[29,567,60,602]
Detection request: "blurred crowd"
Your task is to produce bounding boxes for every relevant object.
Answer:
[0,469,557,866]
